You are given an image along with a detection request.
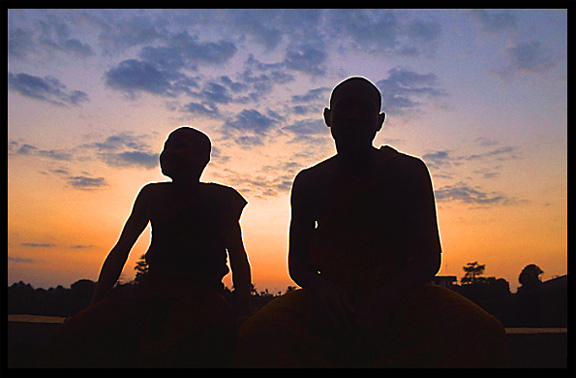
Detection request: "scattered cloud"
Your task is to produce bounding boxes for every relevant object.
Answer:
[10,132,160,172]
[216,165,299,199]
[8,72,89,106]
[36,14,94,57]
[82,132,159,169]
[8,28,36,59]
[104,59,197,98]
[20,243,56,248]
[325,9,442,57]
[97,14,166,54]
[181,101,221,118]
[226,109,279,134]
[9,257,36,263]
[466,146,518,161]
[291,87,330,104]
[501,40,556,75]
[232,9,283,51]
[83,133,144,151]
[222,109,283,147]
[474,137,500,147]
[423,145,518,170]
[238,55,294,101]
[9,131,159,191]
[66,175,108,190]
[422,150,458,169]
[435,182,518,206]
[104,30,237,99]
[139,31,237,70]
[100,151,159,169]
[376,66,448,115]
[8,14,94,61]
[284,43,327,76]
[469,10,517,34]
[282,119,326,136]
[9,140,74,161]
[192,81,235,105]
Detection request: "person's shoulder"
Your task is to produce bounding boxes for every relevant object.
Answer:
[381,145,429,173]
[294,155,337,183]
[202,182,247,202]
[139,181,170,196]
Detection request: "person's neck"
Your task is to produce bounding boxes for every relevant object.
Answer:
[336,145,379,174]
[171,175,202,195]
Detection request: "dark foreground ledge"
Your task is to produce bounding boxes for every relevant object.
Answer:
[6,316,568,368]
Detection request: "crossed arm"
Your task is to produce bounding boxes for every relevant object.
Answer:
[288,161,442,332]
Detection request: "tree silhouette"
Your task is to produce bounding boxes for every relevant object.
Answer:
[134,254,149,284]
[518,264,543,291]
[461,261,485,284]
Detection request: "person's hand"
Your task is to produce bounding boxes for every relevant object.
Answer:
[309,277,355,337]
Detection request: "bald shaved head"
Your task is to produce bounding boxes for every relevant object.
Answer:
[329,77,381,111]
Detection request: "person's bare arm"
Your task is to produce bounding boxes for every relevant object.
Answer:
[91,186,151,305]
[226,221,252,319]
[288,172,355,333]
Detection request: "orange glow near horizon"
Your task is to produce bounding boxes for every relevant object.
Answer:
[7,10,567,296]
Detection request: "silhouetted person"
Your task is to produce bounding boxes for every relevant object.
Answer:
[43,127,251,368]
[229,77,509,368]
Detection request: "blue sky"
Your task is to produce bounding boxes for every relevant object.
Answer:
[8,9,568,291]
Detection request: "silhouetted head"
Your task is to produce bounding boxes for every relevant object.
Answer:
[324,77,385,153]
[160,127,211,180]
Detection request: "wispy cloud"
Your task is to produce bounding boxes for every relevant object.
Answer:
[9,131,160,191]
[222,109,283,147]
[69,244,93,249]
[8,13,94,60]
[11,132,160,172]
[36,14,94,57]
[499,40,557,76]
[284,43,327,76]
[216,164,299,199]
[181,101,221,118]
[81,132,159,170]
[20,242,56,248]
[8,72,89,106]
[66,175,108,190]
[104,59,198,99]
[435,182,518,206]
[97,13,166,54]
[9,141,73,161]
[376,66,448,115]
[100,151,158,170]
[469,10,517,34]
[9,256,36,263]
[104,29,237,99]
[325,9,442,57]
[423,145,518,170]
[8,27,37,59]
[282,119,326,136]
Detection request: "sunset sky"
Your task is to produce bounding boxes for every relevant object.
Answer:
[8,9,567,293]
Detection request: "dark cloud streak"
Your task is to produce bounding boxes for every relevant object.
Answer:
[8,72,89,106]
[435,182,518,206]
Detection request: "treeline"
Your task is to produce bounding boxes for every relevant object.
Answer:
[6,280,287,318]
[433,263,567,328]
[7,263,567,327]
[7,279,97,318]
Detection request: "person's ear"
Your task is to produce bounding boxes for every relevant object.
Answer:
[376,112,386,132]
[323,107,331,127]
